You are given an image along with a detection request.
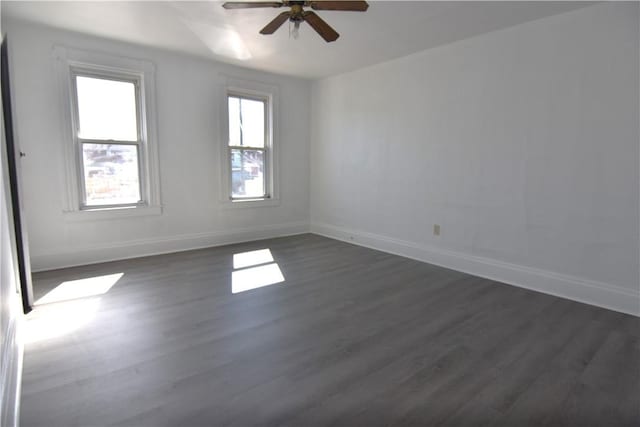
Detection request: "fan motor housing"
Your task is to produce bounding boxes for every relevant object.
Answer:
[290,3,305,21]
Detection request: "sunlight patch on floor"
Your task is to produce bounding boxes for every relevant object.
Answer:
[26,272,124,344]
[233,248,274,269]
[35,272,123,305]
[231,249,285,294]
[25,298,102,344]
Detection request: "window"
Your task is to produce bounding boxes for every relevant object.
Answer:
[73,73,142,207]
[228,93,269,200]
[54,47,161,218]
[221,79,278,207]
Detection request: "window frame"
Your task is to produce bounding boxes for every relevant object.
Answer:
[227,92,269,201]
[70,69,146,209]
[220,78,279,208]
[54,46,161,219]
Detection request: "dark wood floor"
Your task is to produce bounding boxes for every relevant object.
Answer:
[21,234,639,426]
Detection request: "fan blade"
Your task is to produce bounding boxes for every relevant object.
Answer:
[222,2,283,9]
[303,11,339,42]
[309,1,368,12]
[260,11,291,34]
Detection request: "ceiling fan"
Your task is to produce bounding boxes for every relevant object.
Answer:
[222,1,369,42]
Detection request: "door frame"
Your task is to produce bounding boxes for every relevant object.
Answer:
[1,36,34,313]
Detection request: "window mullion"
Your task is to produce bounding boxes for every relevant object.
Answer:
[228,146,265,151]
[78,139,142,146]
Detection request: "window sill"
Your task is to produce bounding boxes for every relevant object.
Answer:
[63,205,162,221]
[221,198,281,210]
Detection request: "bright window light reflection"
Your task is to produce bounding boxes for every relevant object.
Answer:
[232,263,285,294]
[35,273,123,305]
[76,76,138,141]
[233,248,274,269]
[25,298,101,344]
[231,248,284,294]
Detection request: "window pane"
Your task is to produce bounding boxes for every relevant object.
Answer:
[228,96,265,148]
[240,98,265,147]
[76,76,138,141]
[82,143,141,206]
[228,96,241,146]
[231,149,265,199]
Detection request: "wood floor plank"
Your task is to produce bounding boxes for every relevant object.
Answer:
[23,257,455,396]
[20,234,640,426]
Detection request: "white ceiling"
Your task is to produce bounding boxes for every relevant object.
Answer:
[2,1,593,79]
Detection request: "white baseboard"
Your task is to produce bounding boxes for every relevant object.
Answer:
[310,222,640,317]
[31,221,310,272]
[1,315,23,427]
[30,220,639,317]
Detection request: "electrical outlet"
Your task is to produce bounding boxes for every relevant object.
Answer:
[433,224,441,236]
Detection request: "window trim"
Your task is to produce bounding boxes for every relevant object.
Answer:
[54,46,162,218]
[71,70,145,209]
[220,77,280,208]
[227,92,269,200]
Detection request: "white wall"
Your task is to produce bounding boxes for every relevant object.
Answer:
[310,3,640,315]
[3,20,311,271]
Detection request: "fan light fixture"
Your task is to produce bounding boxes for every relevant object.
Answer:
[291,20,301,39]
[222,1,370,42]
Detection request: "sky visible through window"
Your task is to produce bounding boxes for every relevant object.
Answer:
[76,76,138,141]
